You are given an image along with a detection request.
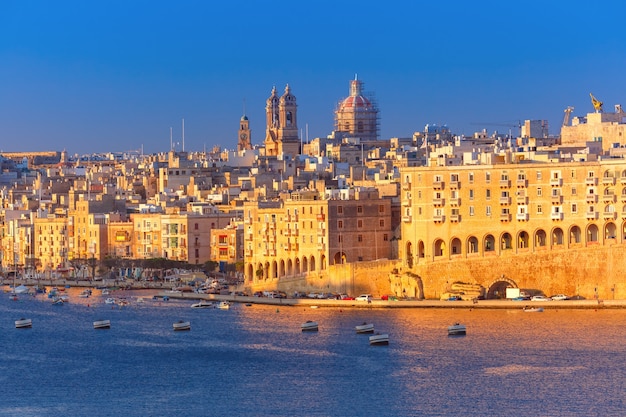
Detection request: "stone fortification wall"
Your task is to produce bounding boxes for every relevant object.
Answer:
[247,245,625,300]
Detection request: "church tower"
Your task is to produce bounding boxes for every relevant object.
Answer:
[237,114,251,151]
[264,85,300,157]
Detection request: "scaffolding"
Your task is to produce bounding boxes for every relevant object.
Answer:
[334,78,380,144]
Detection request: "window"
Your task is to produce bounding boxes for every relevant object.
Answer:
[194,223,198,230]
[486,172,491,183]
[337,206,343,214]
[379,219,385,227]
[338,220,343,229]
[357,220,363,228]
[537,188,542,197]
[486,190,491,200]
[383,234,388,241]
[469,173,474,183]
[357,235,363,242]
[378,205,385,213]
[486,206,491,216]
[418,190,422,199]
[338,235,343,243]
[571,187,577,195]
[357,206,363,214]
[537,204,543,214]
[469,206,475,216]
[537,171,543,180]
[571,203,577,213]
[469,189,474,200]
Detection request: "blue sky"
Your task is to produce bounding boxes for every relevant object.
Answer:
[1,0,626,155]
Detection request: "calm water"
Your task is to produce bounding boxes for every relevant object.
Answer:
[0,288,624,417]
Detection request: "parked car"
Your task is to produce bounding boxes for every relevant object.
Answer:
[339,294,355,300]
[531,295,551,302]
[355,294,372,301]
[550,294,569,301]
[447,295,463,301]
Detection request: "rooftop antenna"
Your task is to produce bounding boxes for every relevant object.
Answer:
[182,118,185,152]
[170,127,173,151]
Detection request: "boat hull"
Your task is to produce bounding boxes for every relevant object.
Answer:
[448,324,467,336]
[369,334,389,345]
[355,323,375,334]
[93,320,111,329]
[15,318,32,328]
[173,321,191,331]
[301,321,319,332]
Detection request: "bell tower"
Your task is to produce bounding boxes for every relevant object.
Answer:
[264,84,300,157]
[238,114,251,151]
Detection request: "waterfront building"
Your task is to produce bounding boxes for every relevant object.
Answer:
[242,188,392,284]
[34,214,68,276]
[210,220,244,270]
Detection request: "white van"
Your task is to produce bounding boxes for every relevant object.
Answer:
[355,294,372,301]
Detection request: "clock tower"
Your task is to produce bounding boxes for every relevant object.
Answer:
[237,114,252,151]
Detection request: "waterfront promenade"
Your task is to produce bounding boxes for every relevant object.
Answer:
[2,277,623,309]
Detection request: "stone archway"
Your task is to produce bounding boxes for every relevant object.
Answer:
[486,276,518,299]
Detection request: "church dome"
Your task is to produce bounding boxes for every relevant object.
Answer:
[337,79,374,111]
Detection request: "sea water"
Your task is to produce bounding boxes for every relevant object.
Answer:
[0,289,624,416]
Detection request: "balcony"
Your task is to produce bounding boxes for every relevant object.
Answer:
[516,213,529,221]
[620,176,626,185]
[449,180,460,189]
[499,196,511,205]
[602,193,616,203]
[603,211,617,220]
[246,233,253,241]
[586,211,599,220]
[286,214,299,222]
[402,199,411,206]
[402,182,412,190]
[449,197,460,206]
[433,180,444,190]
[585,177,597,186]
[586,194,598,203]
[450,214,460,222]
[402,215,412,223]
[516,179,528,187]
[499,179,511,188]
[516,196,528,205]
[433,198,445,206]
[317,229,326,236]
[550,178,563,186]
[602,176,615,185]
[433,214,445,223]
[244,217,252,224]
[316,214,325,221]
[317,243,326,251]
[551,195,563,204]
[500,213,511,222]
[550,212,563,220]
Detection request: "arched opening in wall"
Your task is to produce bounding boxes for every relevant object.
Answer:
[272,261,278,279]
[247,264,254,282]
[433,239,445,258]
[287,259,293,276]
[310,255,316,272]
[486,276,518,299]
[586,224,599,244]
[605,222,617,240]
[551,227,564,246]
[321,255,327,270]
[295,258,301,275]
[517,231,529,249]
[467,236,479,254]
[484,234,495,253]
[418,240,425,259]
[622,204,626,218]
[621,187,626,201]
[279,260,286,278]
[450,238,462,256]
[406,242,414,268]
[501,233,513,251]
[264,262,270,280]
[569,225,582,244]
[535,229,547,248]
[334,252,346,265]
[302,257,308,273]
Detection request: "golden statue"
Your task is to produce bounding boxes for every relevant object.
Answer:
[590,93,603,112]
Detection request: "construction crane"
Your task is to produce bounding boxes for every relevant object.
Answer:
[563,106,574,126]
[590,93,603,112]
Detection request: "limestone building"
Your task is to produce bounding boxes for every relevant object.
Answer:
[561,105,626,152]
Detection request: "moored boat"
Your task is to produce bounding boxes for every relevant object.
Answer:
[15,318,32,328]
[173,320,191,331]
[448,323,467,336]
[52,297,64,305]
[355,322,375,334]
[191,300,214,308]
[301,320,319,332]
[216,301,231,310]
[369,333,389,345]
[93,319,111,329]
[523,306,544,312]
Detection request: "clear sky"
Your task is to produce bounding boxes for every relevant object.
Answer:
[2,0,626,155]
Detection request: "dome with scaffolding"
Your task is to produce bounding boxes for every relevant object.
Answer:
[334,77,379,142]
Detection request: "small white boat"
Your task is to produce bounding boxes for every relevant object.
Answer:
[78,289,92,298]
[101,288,110,295]
[355,322,375,334]
[104,297,116,305]
[448,323,467,336]
[52,297,64,305]
[173,320,191,331]
[301,320,319,332]
[191,300,214,309]
[93,319,111,329]
[216,301,231,310]
[14,285,29,294]
[15,318,32,328]
[369,333,389,345]
[523,306,544,312]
